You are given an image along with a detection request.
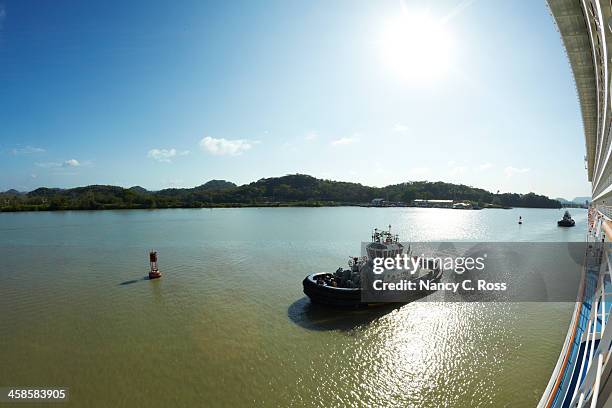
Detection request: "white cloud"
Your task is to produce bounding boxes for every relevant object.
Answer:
[392,124,409,132]
[147,148,189,163]
[51,171,78,176]
[331,136,359,146]
[36,159,85,168]
[12,146,45,155]
[305,131,318,141]
[450,166,467,177]
[64,159,80,167]
[199,137,253,156]
[478,163,493,171]
[35,162,61,168]
[504,166,530,177]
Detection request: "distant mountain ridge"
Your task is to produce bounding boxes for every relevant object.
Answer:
[197,180,236,190]
[573,196,591,204]
[0,174,562,211]
[128,186,148,194]
[555,196,591,205]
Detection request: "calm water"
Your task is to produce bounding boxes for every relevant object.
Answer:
[0,207,587,407]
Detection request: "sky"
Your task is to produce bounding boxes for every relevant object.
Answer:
[0,0,592,199]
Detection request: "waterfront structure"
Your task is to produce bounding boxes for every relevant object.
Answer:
[452,202,472,209]
[542,1,612,406]
[411,199,454,208]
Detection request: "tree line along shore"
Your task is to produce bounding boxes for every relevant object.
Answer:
[0,174,562,212]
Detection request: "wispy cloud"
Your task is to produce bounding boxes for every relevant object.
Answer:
[304,131,318,141]
[35,159,86,168]
[147,148,189,163]
[282,141,298,152]
[331,135,359,147]
[35,162,61,168]
[12,146,45,155]
[392,124,409,133]
[161,178,185,188]
[477,162,493,171]
[199,136,254,156]
[504,166,530,177]
[0,4,6,30]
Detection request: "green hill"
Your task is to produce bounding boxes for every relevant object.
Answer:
[0,174,561,212]
[196,180,236,191]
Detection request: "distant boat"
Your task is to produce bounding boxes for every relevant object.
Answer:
[557,211,575,227]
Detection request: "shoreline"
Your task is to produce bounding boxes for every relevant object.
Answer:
[0,203,575,214]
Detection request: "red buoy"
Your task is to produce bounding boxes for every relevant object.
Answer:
[149,251,162,279]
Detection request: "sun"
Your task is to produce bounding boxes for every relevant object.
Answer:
[379,11,453,83]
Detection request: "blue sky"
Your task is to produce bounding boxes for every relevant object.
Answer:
[0,0,591,199]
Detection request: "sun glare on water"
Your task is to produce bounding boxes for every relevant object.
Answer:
[379,11,453,83]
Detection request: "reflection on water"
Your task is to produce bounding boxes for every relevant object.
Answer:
[0,207,584,406]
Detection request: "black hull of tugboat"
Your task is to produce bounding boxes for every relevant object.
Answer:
[303,271,443,308]
[302,277,364,308]
[558,220,575,227]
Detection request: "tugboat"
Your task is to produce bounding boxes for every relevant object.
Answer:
[557,210,576,227]
[302,226,443,308]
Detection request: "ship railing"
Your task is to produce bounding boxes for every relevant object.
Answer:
[556,262,598,407]
[538,253,588,407]
[567,266,606,407]
[564,242,612,407]
[597,206,612,222]
[538,232,610,407]
[567,266,612,407]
